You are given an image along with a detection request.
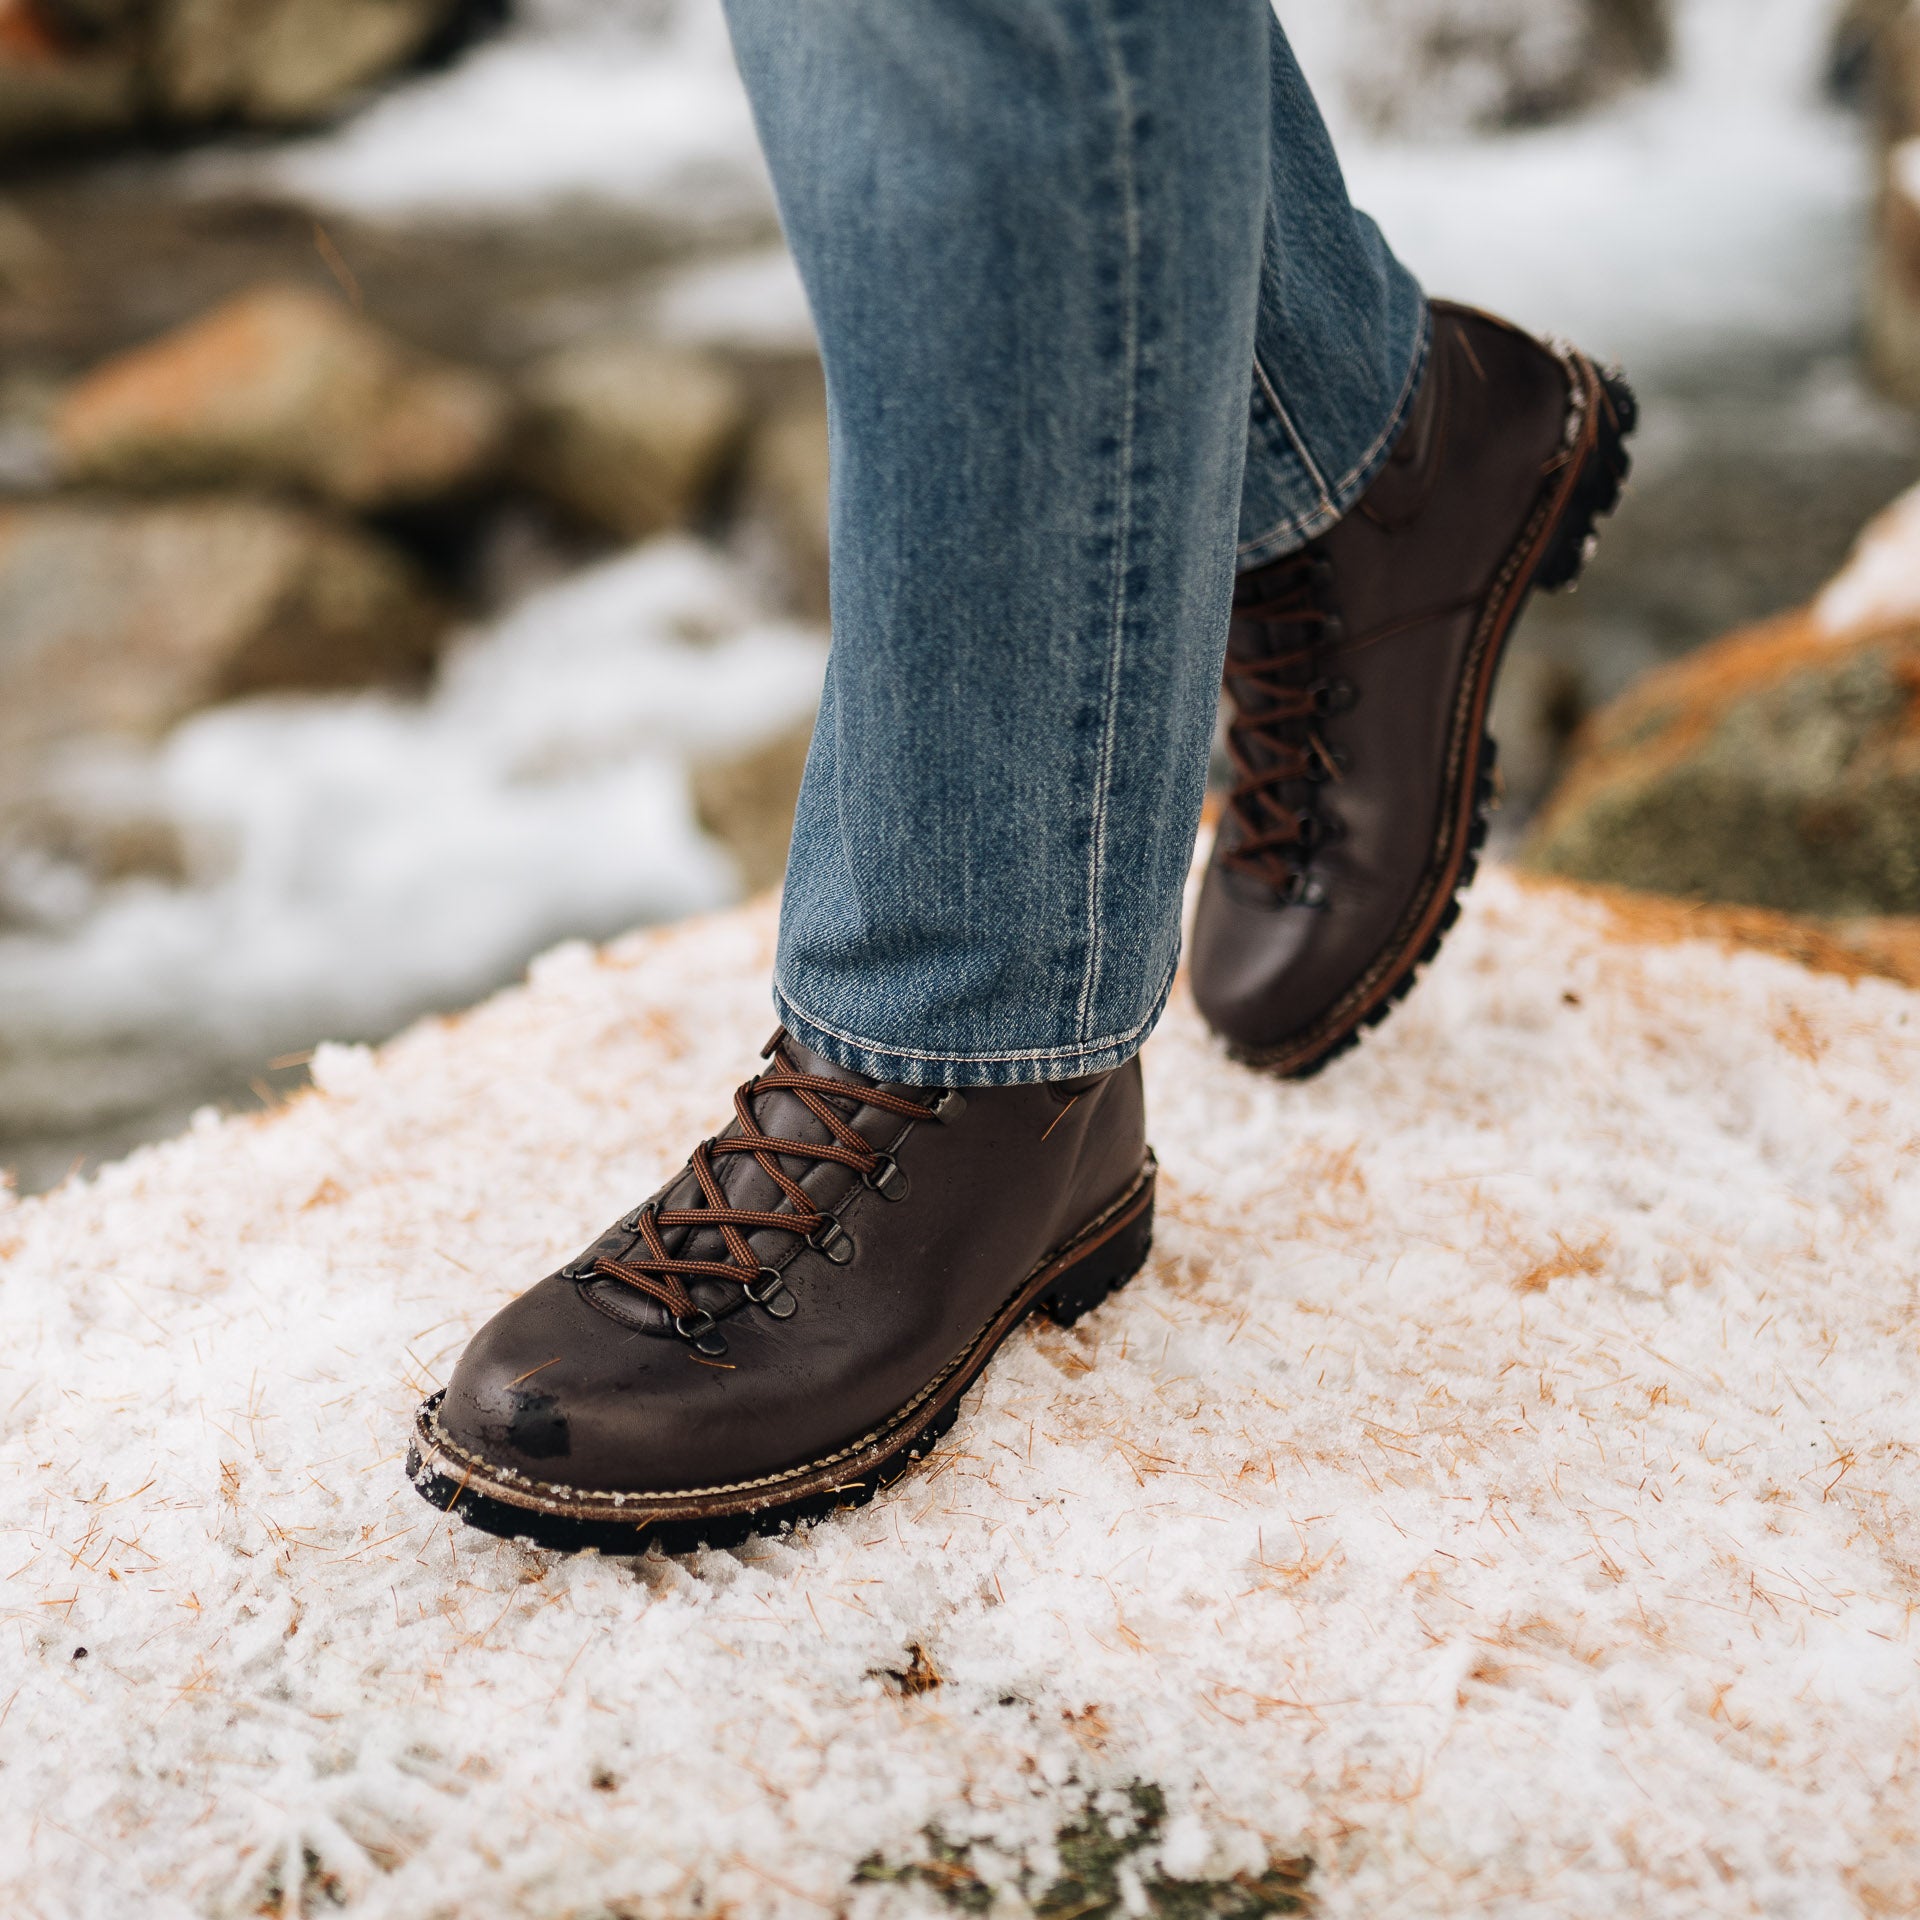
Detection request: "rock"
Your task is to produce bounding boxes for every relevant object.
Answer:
[0,6,137,153]
[1832,0,1911,103]
[739,390,830,623]
[1857,5,1920,405]
[516,339,746,541]
[0,0,459,153]
[151,0,461,124]
[689,715,813,894]
[1868,145,1920,410]
[1325,0,1671,136]
[0,496,448,757]
[51,282,510,509]
[1522,487,1920,916]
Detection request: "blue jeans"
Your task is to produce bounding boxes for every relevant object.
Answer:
[723,0,1427,1085]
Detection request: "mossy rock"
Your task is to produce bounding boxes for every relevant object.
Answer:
[1522,611,1920,918]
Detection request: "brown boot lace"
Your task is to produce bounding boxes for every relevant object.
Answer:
[1220,548,1354,899]
[582,1035,954,1354]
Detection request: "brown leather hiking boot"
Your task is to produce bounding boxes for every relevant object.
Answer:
[1190,300,1636,1076]
[409,1033,1154,1553]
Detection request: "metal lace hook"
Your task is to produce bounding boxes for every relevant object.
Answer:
[673,1310,729,1357]
[745,1266,798,1319]
[861,1152,909,1201]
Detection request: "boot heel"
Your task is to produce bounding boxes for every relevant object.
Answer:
[1039,1187,1155,1328]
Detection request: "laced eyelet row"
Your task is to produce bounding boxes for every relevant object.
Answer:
[1219,546,1358,899]
[564,1038,951,1356]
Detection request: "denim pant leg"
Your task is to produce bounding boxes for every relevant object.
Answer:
[722,1,1425,1086]
[1236,22,1431,569]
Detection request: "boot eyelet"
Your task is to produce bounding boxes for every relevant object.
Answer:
[562,1257,601,1282]
[927,1089,967,1124]
[746,1267,798,1319]
[1316,614,1346,645]
[1317,677,1358,715]
[808,1219,855,1264]
[862,1153,909,1201]
[673,1310,729,1356]
[1290,871,1330,909]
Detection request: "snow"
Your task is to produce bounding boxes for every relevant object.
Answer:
[0,538,826,1136]
[235,0,1861,374]
[1815,478,1920,636]
[242,0,770,227]
[4,867,1919,1917]
[653,245,816,353]
[1282,0,1864,367]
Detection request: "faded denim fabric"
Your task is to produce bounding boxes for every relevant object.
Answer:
[723,0,1426,1085]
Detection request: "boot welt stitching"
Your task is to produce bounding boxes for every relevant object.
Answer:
[418,1158,1156,1512]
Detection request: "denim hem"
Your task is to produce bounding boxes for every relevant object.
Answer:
[1234,300,1433,570]
[771,961,1178,1088]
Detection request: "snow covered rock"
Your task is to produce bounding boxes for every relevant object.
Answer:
[2,866,1918,1916]
[1526,484,1920,917]
[53,284,510,510]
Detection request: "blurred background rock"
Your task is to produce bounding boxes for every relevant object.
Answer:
[1,0,1917,1193]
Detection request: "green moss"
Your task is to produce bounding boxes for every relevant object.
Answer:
[855,1782,1312,1918]
[855,1832,996,1915]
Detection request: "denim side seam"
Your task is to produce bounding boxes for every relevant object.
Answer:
[772,952,1178,1088]
[1074,0,1146,1053]
[1235,299,1432,569]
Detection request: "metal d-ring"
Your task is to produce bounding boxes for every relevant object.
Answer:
[927,1090,967,1124]
[746,1266,798,1319]
[807,1218,854,1264]
[862,1152,909,1201]
[673,1310,729,1357]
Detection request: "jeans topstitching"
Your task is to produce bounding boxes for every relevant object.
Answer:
[1075,0,1144,1048]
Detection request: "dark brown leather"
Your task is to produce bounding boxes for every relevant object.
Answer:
[429,1038,1147,1498]
[1191,301,1605,1069]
